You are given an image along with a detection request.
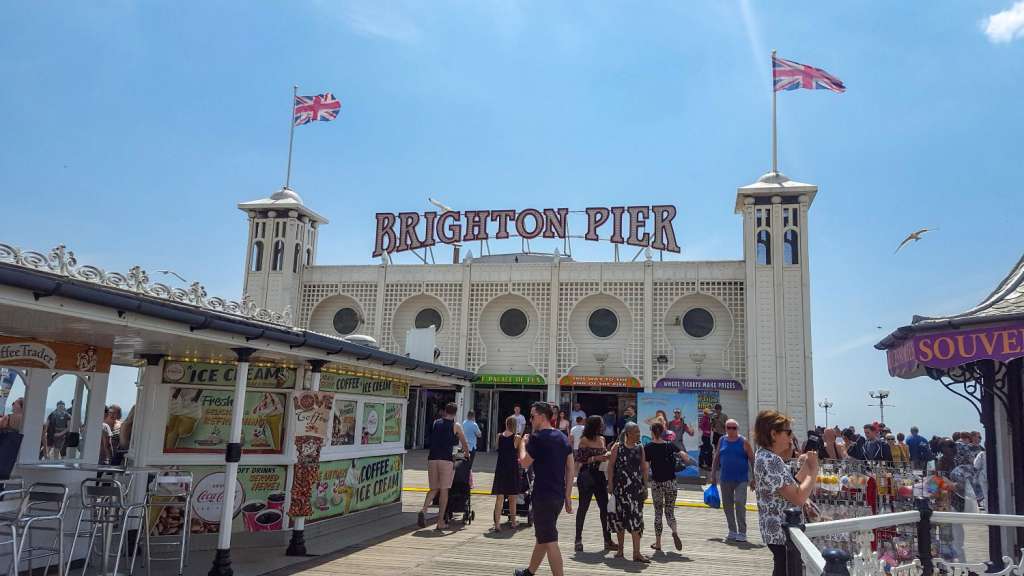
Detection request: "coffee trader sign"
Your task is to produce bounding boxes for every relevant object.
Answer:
[373,206,681,257]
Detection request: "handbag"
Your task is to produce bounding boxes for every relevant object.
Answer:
[703,484,721,509]
[673,451,687,473]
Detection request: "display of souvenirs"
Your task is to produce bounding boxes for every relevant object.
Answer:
[806,460,959,563]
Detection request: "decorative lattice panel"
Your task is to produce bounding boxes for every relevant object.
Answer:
[557,282,600,376]
[466,283,510,372]
[423,282,463,368]
[603,281,645,379]
[652,281,698,381]
[512,282,551,379]
[299,282,378,334]
[701,280,747,385]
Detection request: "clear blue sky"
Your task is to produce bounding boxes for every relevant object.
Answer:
[3,1,1022,436]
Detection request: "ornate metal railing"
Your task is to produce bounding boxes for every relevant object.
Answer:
[0,243,293,327]
[784,502,1024,576]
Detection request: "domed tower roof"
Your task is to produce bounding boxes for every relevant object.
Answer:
[237,186,328,224]
[734,171,817,213]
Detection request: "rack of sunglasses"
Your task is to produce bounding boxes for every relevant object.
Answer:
[804,459,970,570]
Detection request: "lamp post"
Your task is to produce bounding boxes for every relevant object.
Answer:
[868,390,893,425]
[818,399,834,428]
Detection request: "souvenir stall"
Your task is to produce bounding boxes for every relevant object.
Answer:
[876,253,1024,564]
[806,460,970,570]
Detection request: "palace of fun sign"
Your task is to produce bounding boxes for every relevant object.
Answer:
[372,206,681,258]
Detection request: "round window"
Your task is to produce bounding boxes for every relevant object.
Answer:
[415,308,443,331]
[682,308,714,338]
[332,307,359,335]
[499,308,528,337]
[588,308,618,338]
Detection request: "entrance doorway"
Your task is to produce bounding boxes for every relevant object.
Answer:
[569,391,638,426]
[473,388,544,451]
[407,388,457,449]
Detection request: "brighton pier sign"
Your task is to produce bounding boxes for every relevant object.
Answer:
[373,206,681,257]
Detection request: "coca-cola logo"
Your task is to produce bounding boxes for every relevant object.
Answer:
[191,473,245,523]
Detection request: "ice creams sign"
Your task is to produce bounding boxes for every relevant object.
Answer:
[319,373,409,397]
[163,361,296,389]
[163,388,287,454]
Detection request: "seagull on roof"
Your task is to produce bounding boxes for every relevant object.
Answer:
[894,228,935,254]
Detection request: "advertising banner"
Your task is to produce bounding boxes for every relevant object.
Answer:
[331,399,357,446]
[654,378,743,391]
[288,391,334,518]
[319,372,409,397]
[362,403,384,445]
[559,375,642,389]
[474,374,545,386]
[885,321,1024,376]
[162,361,296,389]
[163,388,287,454]
[0,336,112,374]
[150,465,287,535]
[637,391,720,466]
[309,454,403,521]
[383,403,402,443]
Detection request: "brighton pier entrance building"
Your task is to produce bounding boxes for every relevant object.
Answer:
[240,172,818,446]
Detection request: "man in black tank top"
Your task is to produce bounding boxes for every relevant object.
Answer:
[419,402,470,531]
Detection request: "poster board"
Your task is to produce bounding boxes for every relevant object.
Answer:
[637,391,720,465]
[162,388,287,455]
[308,454,403,521]
[150,465,287,535]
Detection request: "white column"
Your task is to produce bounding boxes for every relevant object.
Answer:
[643,257,654,392]
[742,198,758,428]
[214,349,254,560]
[134,356,164,466]
[456,259,472,421]
[799,196,815,429]
[19,368,49,464]
[374,262,387,343]
[547,254,561,403]
[770,196,786,415]
[84,372,109,462]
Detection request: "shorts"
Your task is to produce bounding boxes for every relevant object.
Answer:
[427,459,455,490]
[532,498,563,544]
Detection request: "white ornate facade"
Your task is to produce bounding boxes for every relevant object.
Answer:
[239,172,818,435]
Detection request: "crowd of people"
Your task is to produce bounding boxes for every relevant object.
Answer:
[419,400,987,576]
[0,397,135,465]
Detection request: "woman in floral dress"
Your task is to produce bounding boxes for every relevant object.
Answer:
[607,421,650,563]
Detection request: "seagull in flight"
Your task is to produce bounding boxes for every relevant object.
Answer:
[894,228,935,254]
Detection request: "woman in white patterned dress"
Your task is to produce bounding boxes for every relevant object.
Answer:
[752,410,818,576]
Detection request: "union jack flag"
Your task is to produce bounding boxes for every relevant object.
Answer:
[772,55,845,93]
[293,92,341,126]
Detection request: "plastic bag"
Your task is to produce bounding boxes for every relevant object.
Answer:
[703,484,721,509]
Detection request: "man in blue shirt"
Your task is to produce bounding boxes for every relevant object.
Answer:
[515,402,573,576]
[462,411,482,467]
[906,426,930,470]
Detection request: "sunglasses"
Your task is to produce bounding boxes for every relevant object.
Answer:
[726,426,738,430]
[778,428,793,436]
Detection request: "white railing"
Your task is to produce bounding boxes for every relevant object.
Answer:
[787,508,1024,576]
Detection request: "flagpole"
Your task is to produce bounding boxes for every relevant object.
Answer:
[771,49,777,175]
[285,85,297,189]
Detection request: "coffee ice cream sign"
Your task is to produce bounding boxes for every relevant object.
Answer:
[372,206,681,257]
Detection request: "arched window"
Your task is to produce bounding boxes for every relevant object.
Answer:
[250,241,264,272]
[756,230,771,265]
[271,240,285,271]
[306,248,312,266]
[293,243,301,273]
[784,230,799,265]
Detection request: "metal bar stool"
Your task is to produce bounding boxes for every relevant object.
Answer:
[9,482,71,576]
[136,471,193,576]
[0,486,25,576]
[66,478,145,576]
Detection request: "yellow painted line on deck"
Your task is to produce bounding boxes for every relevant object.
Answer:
[401,486,758,511]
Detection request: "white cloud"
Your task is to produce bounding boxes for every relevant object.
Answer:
[314,0,422,44]
[983,1,1024,43]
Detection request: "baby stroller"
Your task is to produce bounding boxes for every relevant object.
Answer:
[443,453,475,525]
[501,466,534,526]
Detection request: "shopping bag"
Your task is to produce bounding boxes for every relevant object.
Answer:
[703,484,721,509]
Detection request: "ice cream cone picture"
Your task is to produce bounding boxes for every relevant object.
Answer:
[342,465,358,514]
[164,389,203,451]
[253,393,285,450]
